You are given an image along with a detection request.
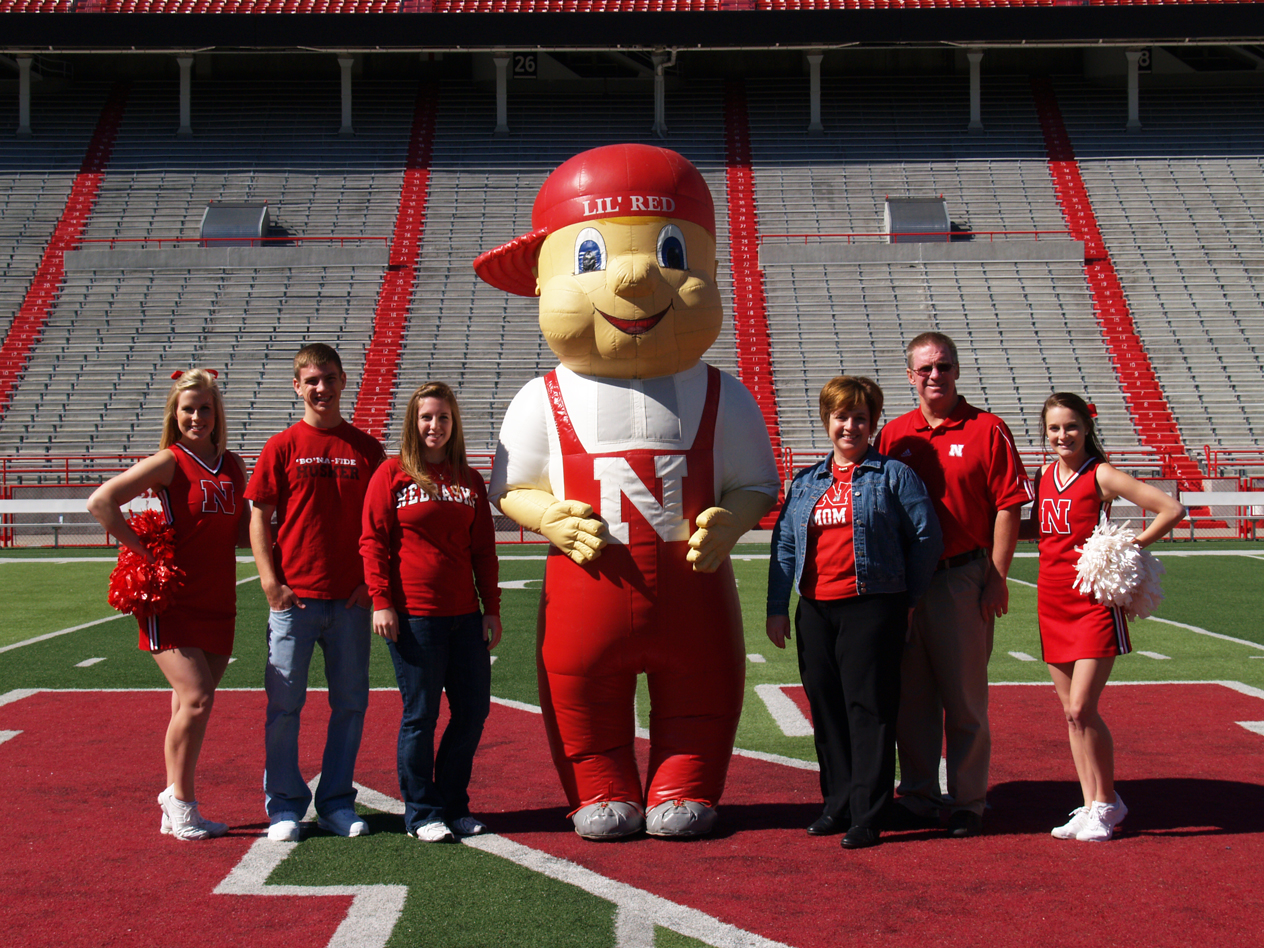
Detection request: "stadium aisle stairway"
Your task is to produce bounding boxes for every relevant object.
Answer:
[1030,77,1202,486]
[352,82,438,441]
[724,81,784,520]
[0,83,129,422]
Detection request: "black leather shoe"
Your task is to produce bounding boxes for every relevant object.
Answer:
[881,801,941,831]
[841,825,881,850]
[947,811,983,838]
[806,813,848,836]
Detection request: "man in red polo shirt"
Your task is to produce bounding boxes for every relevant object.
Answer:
[876,331,1033,837]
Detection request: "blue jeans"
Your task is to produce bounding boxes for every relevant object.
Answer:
[388,611,491,832]
[264,598,371,819]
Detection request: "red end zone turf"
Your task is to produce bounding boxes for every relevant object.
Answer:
[2,684,1262,948]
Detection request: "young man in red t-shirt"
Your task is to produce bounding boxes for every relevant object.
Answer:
[246,344,385,842]
[876,332,1033,838]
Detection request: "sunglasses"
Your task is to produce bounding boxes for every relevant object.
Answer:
[911,362,956,377]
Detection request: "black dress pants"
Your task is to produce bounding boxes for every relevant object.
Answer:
[795,593,905,828]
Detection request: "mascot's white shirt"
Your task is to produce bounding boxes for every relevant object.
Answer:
[490,361,779,508]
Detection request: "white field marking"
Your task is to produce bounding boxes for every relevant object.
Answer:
[0,573,261,655]
[1237,722,1264,737]
[1008,576,1264,654]
[1143,616,1264,653]
[464,832,794,948]
[490,694,543,715]
[747,653,766,663]
[214,838,407,948]
[0,614,127,654]
[356,782,793,948]
[0,730,20,745]
[753,684,813,737]
[1008,651,1038,662]
[498,579,541,590]
[217,776,407,948]
[74,657,106,668]
[228,657,237,663]
[1136,651,1171,660]
[0,688,40,708]
[730,745,819,772]
[490,655,497,665]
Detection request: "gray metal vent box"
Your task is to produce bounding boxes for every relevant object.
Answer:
[884,197,949,244]
[200,202,269,248]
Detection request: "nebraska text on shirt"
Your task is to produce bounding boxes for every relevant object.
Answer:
[394,482,477,509]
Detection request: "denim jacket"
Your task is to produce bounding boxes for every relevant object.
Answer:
[767,446,943,616]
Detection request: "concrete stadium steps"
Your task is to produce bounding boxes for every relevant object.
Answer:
[762,259,1132,455]
[81,79,416,246]
[1052,78,1264,447]
[0,83,114,339]
[0,267,381,456]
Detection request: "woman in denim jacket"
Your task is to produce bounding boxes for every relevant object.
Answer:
[767,376,941,850]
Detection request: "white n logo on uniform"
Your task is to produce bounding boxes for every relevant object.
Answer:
[593,456,688,544]
[1040,498,1073,535]
[200,480,237,515]
[949,444,964,457]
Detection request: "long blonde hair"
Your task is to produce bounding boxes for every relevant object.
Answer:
[160,369,227,458]
[398,380,469,496]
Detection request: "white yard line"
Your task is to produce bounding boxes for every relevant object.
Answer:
[0,574,260,654]
[753,683,813,738]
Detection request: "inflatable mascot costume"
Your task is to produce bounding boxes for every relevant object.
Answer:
[475,144,779,840]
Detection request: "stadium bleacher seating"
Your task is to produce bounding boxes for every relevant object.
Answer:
[0,71,1260,489]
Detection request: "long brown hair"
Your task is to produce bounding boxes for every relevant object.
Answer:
[398,380,469,496]
[160,369,227,458]
[1041,392,1107,462]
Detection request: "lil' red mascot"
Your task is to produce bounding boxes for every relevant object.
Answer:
[476,144,778,839]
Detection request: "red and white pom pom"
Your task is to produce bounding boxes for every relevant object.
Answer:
[1073,520,1165,620]
[107,509,184,618]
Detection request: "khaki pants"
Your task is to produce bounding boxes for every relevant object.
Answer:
[895,556,993,817]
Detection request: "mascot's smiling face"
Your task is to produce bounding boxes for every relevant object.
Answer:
[534,215,722,380]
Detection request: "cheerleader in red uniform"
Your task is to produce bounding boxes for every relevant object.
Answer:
[1030,393,1184,842]
[89,369,248,840]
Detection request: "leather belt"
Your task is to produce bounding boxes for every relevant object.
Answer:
[936,548,986,572]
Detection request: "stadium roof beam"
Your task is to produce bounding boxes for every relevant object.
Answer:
[5,9,1264,56]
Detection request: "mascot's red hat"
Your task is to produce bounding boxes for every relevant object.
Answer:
[472,143,715,298]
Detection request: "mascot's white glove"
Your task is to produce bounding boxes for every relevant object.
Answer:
[687,489,776,574]
[499,488,608,565]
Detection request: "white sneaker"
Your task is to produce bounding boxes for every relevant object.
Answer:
[159,785,174,835]
[1051,806,1090,840]
[449,816,489,837]
[1076,795,1128,842]
[267,816,302,842]
[160,789,228,841]
[412,821,455,843]
[317,809,370,837]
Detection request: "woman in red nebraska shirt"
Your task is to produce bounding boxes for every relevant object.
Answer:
[360,381,502,843]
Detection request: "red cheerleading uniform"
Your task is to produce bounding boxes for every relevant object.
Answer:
[359,457,501,618]
[1036,457,1131,663]
[538,365,746,813]
[138,444,246,655]
[800,462,858,601]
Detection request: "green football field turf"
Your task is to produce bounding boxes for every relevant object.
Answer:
[2,541,1262,948]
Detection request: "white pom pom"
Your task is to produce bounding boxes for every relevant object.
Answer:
[1073,521,1166,620]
